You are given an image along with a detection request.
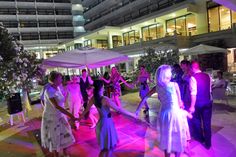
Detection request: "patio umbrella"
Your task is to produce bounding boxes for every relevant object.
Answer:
[42,48,130,69]
[180,44,227,56]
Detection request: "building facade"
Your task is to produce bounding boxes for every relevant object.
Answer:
[0,0,76,58]
[2,0,236,73]
[58,0,236,73]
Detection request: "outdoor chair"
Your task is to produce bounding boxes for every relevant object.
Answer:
[212,81,229,105]
[9,111,25,126]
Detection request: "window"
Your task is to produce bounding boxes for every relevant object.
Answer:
[166,19,175,36]
[142,27,149,41]
[18,0,35,2]
[84,40,92,47]
[123,32,129,46]
[40,32,57,39]
[55,9,71,15]
[74,43,82,49]
[36,0,53,2]
[0,8,16,15]
[21,32,39,40]
[208,7,219,32]
[219,6,231,30]
[112,36,122,48]
[123,30,140,46]
[186,14,196,36]
[149,25,157,39]
[54,0,70,3]
[232,10,236,25]
[97,40,108,49]
[142,24,164,41]
[19,21,37,27]
[39,21,55,27]
[166,14,196,36]
[2,21,18,28]
[37,9,54,15]
[207,2,235,32]
[176,16,186,36]
[57,31,73,39]
[18,8,36,15]
[129,31,135,44]
[56,20,72,27]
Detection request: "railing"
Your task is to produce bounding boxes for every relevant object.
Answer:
[84,0,186,26]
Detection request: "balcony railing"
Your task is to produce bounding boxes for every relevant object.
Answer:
[85,0,186,27]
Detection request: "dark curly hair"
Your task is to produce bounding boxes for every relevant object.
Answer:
[48,71,62,82]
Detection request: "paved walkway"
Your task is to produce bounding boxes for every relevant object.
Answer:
[0,92,235,157]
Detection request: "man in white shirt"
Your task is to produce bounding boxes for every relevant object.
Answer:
[189,61,212,149]
[212,71,226,89]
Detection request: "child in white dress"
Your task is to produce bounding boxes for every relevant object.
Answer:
[136,65,189,157]
[180,108,192,151]
[86,86,98,128]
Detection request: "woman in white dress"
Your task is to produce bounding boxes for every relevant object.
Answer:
[136,65,188,157]
[41,71,76,157]
[65,76,83,129]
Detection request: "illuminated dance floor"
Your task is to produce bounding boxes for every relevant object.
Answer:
[0,92,236,157]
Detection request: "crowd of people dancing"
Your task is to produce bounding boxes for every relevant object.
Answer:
[40,60,215,157]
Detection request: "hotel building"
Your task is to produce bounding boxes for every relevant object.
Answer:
[0,0,85,58]
[1,0,236,73]
[56,0,236,74]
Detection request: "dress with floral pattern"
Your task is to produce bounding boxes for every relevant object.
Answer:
[41,85,75,152]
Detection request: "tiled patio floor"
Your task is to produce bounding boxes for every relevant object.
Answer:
[0,92,235,157]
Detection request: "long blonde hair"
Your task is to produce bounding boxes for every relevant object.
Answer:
[155,65,172,86]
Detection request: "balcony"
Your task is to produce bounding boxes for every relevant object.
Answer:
[7,28,19,33]
[80,0,101,7]
[18,15,37,20]
[84,0,191,30]
[17,2,35,7]
[0,15,17,20]
[19,27,38,33]
[35,2,54,8]
[38,27,57,32]
[54,3,71,9]
[83,0,116,18]
[0,1,15,7]
[57,27,74,32]
[191,28,236,47]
